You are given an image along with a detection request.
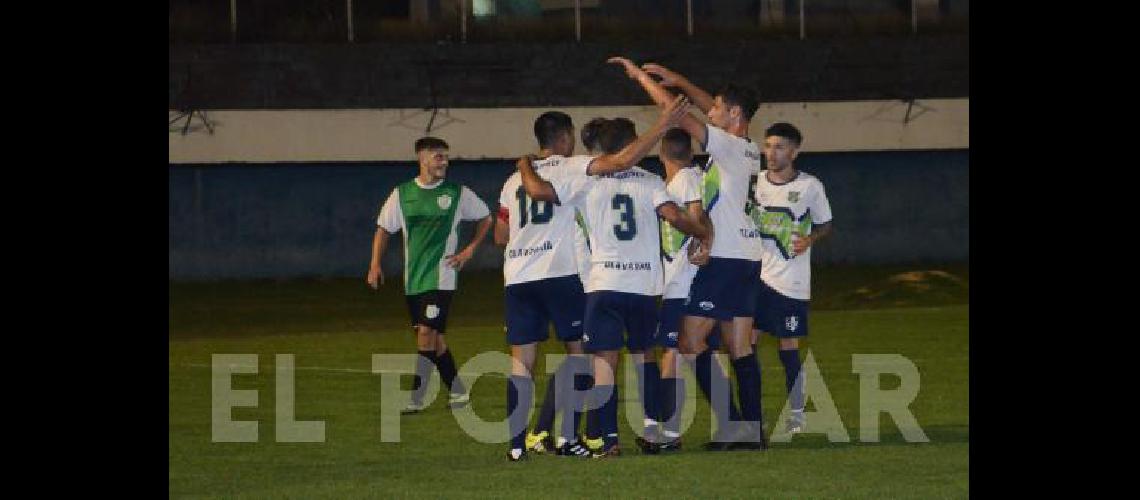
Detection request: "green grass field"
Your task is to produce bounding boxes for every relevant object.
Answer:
[169,264,968,499]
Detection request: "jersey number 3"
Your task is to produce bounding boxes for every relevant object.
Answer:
[516,187,554,228]
[612,194,637,241]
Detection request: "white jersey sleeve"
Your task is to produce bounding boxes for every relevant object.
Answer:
[552,175,596,209]
[376,189,402,233]
[808,178,833,225]
[458,186,490,220]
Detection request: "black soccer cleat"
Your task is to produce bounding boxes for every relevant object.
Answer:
[658,436,683,452]
[635,436,661,455]
[555,440,592,458]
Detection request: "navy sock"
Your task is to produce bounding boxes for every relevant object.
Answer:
[638,361,662,430]
[659,377,685,437]
[507,375,534,450]
[572,371,591,440]
[597,384,619,448]
[779,349,804,411]
[695,349,742,424]
[435,349,465,395]
[558,356,590,442]
[534,372,557,434]
[412,350,436,405]
[585,377,600,440]
[732,353,763,423]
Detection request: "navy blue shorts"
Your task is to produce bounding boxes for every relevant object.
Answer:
[753,279,810,338]
[656,298,721,350]
[405,290,453,333]
[583,291,658,353]
[504,275,586,346]
[685,257,761,320]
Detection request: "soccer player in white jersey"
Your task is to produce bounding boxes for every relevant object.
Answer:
[368,136,493,415]
[750,123,832,433]
[518,104,712,458]
[609,57,767,450]
[638,127,730,453]
[503,100,691,461]
[496,111,594,460]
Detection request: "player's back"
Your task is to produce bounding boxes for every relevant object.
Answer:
[500,156,583,286]
[578,167,669,296]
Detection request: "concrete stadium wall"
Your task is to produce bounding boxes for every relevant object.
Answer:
[168,149,968,280]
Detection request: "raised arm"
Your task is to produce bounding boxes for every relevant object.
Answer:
[586,94,692,176]
[608,57,708,147]
[642,63,716,114]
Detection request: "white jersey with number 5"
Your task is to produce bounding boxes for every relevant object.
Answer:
[701,125,764,261]
[752,170,832,300]
[499,155,593,286]
[552,165,671,296]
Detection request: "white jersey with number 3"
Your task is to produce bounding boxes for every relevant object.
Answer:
[552,164,671,296]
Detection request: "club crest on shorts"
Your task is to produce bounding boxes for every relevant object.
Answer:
[667,331,679,342]
[437,194,453,210]
[699,301,715,311]
[785,315,799,331]
[788,191,801,203]
[582,333,590,342]
[426,304,440,319]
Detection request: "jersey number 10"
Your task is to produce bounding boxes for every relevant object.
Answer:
[516,187,554,228]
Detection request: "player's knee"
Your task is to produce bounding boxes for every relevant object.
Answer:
[779,338,799,350]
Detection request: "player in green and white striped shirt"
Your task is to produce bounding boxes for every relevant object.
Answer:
[368,137,493,414]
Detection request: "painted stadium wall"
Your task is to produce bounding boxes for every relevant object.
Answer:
[168,99,968,163]
[168,150,968,280]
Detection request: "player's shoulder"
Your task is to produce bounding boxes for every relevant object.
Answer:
[796,170,825,189]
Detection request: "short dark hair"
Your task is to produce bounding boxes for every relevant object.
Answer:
[661,127,693,162]
[533,111,574,148]
[718,84,759,122]
[764,122,803,147]
[414,136,449,152]
[599,117,637,154]
[581,117,607,152]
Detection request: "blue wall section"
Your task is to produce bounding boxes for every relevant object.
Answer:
[169,149,968,280]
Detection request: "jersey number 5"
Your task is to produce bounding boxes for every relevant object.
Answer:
[516,186,554,228]
[612,194,637,241]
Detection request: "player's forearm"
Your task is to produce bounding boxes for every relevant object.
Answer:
[662,203,709,240]
[518,156,557,201]
[590,121,671,175]
[493,218,509,246]
[808,222,833,245]
[672,77,715,114]
[466,216,493,253]
[370,228,389,268]
[633,72,681,109]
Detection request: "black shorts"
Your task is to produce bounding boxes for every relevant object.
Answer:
[405,290,454,333]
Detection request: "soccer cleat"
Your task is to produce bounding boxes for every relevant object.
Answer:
[508,448,528,462]
[591,443,621,459]
[786,411,805,434]
[728,422,769,451]
[555,440,592,458]
[400,401,427,415]
[658,436,683,452]
[448,392,470,409]
[525,430,555,454]
[634,436,661,455]
[704,428,734,451]
[583,435,605,454]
